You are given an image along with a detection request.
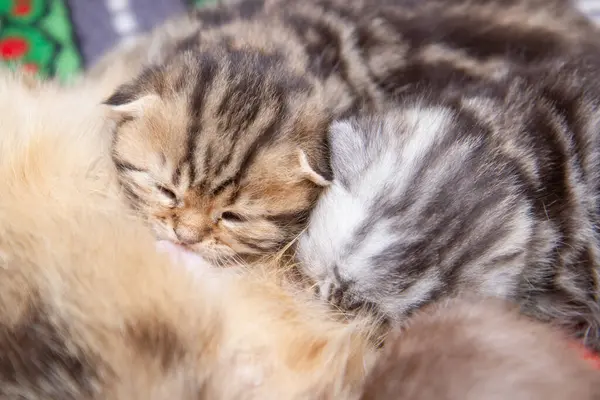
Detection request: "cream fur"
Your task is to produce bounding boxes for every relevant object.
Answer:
[0,71,374,399]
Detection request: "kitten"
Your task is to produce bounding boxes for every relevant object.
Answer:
[99,0,597,263]
[0,71,376,399]
[105,50,332,264]
[297,56,600,350]
[361,298,600,400]
[4,70,598,399]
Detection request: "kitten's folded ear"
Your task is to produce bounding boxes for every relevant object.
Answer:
[296,149,332,187]
[103,92,161,122]
[327,119,370,184]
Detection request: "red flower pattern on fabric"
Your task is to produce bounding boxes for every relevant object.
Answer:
[13,0,32,16]
[0,37,28,60]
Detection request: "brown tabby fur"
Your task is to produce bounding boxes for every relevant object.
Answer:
[98,0,600,263]
[361,298,600,400]
[105,52,332,264]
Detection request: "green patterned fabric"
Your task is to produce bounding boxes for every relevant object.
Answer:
[0,0,81,80]
[0,0,220,81]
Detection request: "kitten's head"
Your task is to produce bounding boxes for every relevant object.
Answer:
[105,50,332,263]
[297,115,399,311]
[297,109,457,316]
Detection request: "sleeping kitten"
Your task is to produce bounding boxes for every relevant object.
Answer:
[0,71,374,400]
[297,57,600,350]
[105,50,333,263]
[361,298,600,400]
[100,0,597,263]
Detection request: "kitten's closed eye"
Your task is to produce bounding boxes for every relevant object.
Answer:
[220,211,245,222]
[157,185,177,201]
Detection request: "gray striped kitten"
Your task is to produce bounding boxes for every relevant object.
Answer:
[101,0,598,263]
[297,58,600,350]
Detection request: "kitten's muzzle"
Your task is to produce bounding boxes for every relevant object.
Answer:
[174,224,210,245]
[322,281,364,312]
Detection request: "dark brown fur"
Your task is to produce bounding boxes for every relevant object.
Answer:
[0,297,104,399]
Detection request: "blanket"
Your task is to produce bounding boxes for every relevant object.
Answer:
[0,0,214,80]
[0,0,597,80]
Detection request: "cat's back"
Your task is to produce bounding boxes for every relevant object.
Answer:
[249,0,598,111]
[91,0,600,120]
[361,298,600,400]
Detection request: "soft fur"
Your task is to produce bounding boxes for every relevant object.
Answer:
[97,0,600,263]
[361,298,600,400]
[0,71,374,399]
[0,74,597,397]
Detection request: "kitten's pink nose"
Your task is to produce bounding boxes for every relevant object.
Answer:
[174,224,206,245]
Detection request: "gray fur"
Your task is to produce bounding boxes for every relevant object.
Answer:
[298,59,600,350]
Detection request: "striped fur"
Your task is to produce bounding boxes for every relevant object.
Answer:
[106,51,332,263]
[2,72,599,397]
[101,0,599,262]
[298,56,600,350]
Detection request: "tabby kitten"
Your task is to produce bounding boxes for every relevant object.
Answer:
[297,52,600,349]
[106,50,333,263]
[102,0,596,262]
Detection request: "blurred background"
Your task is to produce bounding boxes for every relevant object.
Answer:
[0,0,597,81]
